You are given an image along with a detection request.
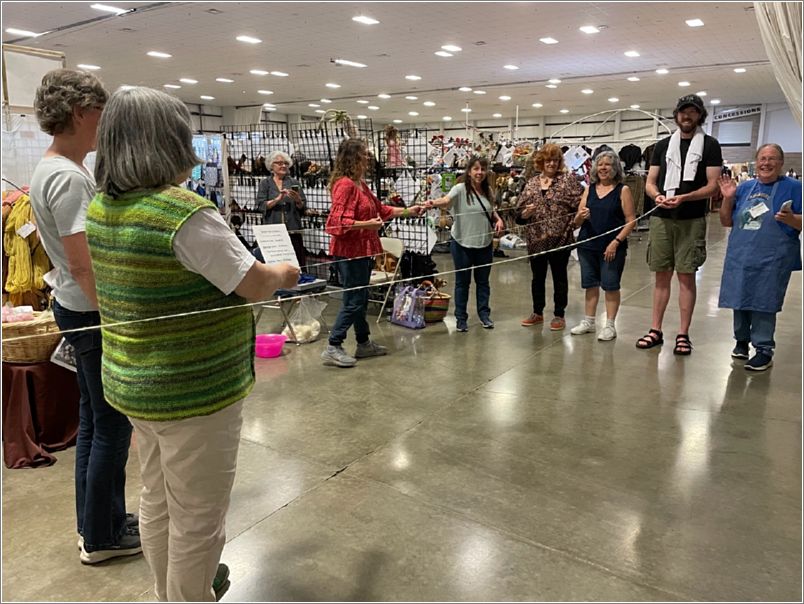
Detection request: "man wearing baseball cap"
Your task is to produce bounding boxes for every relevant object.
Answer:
[637,94,723,355]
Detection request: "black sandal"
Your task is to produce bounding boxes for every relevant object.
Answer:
[673,334,693,356]
[636,329,664,349]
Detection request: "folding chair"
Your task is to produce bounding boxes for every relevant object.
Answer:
[370,237,404,323]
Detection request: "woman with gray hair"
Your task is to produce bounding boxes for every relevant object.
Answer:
[571,150,636,341]
[29,69,141,564]
[256,149,307,269]
[87,86,298,601]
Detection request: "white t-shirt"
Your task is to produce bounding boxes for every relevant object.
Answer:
[446,183,494,248]
[29,155,96,311]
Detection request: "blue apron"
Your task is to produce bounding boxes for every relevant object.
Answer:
[719,178,801,313]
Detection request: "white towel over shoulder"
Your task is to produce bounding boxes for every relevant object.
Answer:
[664,127,705,198]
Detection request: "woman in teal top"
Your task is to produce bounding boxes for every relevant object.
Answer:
[426,156,504,332]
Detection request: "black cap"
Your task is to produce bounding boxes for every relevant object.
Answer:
[676,94,705,113]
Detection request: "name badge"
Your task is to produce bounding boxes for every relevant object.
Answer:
[748,203,769,219]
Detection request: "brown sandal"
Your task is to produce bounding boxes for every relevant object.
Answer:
[636,329,664,349]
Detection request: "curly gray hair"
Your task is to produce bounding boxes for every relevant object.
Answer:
[33,69,108,136]
[590,150,625,184]
[268,150,293,168]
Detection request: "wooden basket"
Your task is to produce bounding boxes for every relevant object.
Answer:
[421,280,451,323]
[2,311,63,363]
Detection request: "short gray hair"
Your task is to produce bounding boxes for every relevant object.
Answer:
[94,87,202,197]
[268,150,292,168]
[34,69,108,135]
[590,150,625,184]
[756,143,784,162]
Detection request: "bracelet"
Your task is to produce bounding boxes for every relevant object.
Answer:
[402,208,410,218]
[614,238,623,244]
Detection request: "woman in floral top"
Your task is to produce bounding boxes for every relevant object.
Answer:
[515,143,583,330]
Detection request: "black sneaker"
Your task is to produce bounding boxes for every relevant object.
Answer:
[456,319,468,332]
[78,514,139,550]
[731,341,749,360]
[480,317,494,329]
[745,352,773,371]
[213,563,231,601]
[80,528,142,565]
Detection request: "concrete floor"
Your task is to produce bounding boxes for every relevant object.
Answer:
[2,216,802,602]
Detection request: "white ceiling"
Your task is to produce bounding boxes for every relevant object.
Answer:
[1,1,786,123]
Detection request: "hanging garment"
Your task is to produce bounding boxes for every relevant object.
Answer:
[618,144,643,171]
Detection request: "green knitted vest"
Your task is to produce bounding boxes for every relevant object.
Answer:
[86,186,254,421]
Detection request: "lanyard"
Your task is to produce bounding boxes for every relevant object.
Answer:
[747,178,780,208]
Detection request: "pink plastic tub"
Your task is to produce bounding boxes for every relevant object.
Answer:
[255,333,287,358]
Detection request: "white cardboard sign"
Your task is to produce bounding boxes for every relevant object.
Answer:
[252,224,300,269]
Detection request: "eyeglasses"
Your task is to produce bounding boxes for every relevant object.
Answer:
[272,161,289,166]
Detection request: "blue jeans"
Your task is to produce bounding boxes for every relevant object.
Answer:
[53,301,133,549]
[450,240,493,322]
[578,246,627,291]
[733,309,776,357]
[329,257,374,346]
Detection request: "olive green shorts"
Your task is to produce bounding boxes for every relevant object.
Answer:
[647,216,707,273]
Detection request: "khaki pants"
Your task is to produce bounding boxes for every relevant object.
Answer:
[131,400,243,602]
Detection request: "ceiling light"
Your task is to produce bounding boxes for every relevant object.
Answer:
[461,108,472,113]
[163,84,181,89]
[325,82,341,88]
[179,78,198,84]
[630,104,641,109]
[580,25,600,34]
[308,103,320,108]
[90,4,127,15]
[320,98,332,103]
[532,102,543,108]
[710,99,721,105]
[263,103,275,108]
[315,109,326,114]
[264,106,276,111]
[368,105,379,110]
[5,27,45,37]
[147,51,172,58]
[696,91,707,96]
[473,90,486,95]
[656,68,669,74]
[435,51,453,57]
[405,95,418,100]
[216,77,234,83]
[356,114,368,119]
[378,93,391,99]
[560,109,569,114]
[546,84,558,89]
[77,64,101,71]
[236,35,262,44]
[627,76,640,82]
[270,71,289,77]
[333,59,366,68]
[356,99,369,104]
[442,116,453,121]
[734,67,746,73]
[493,113,503,118]
[405,75,422,81]
[442,44,462,52]
[503,65,519,70]
[257,89,274,95]
[608,97,619,102]
[624,50,640,57]
[352,15,380,25]
[499,95,511,101]
[423,101,436,107]
[409,111,419,116]
[119,85,135,91]
[200,95,215,100]
[250,69,269,75]
[678,81,691,87]
[548,78,562,84]
[581,89,594,94]
[686,19,705,27]
[458,86,473,92]
[393,119,403,124]
[540,37,559,45]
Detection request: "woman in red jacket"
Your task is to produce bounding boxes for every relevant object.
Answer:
[322,138,422,368]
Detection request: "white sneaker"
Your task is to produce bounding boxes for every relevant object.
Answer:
[598,324,617,341]
[570,319,595,335]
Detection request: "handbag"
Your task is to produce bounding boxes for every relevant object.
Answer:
[390,285,426,329]
[420,280,451,323]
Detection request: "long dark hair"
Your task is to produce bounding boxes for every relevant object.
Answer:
[458,155,495,202]
[328,138,367,191]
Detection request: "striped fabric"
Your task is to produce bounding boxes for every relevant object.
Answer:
[86,186,254,421]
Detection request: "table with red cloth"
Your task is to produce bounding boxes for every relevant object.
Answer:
[2,361,80,469]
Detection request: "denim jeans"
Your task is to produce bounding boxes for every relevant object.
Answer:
[529,249,571,317]
[329,257,374,347]
[733,309,777,357]
[450,240,493,322]
[53,301,133,549]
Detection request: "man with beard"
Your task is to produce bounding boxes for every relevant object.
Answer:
[637,94,722,355]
